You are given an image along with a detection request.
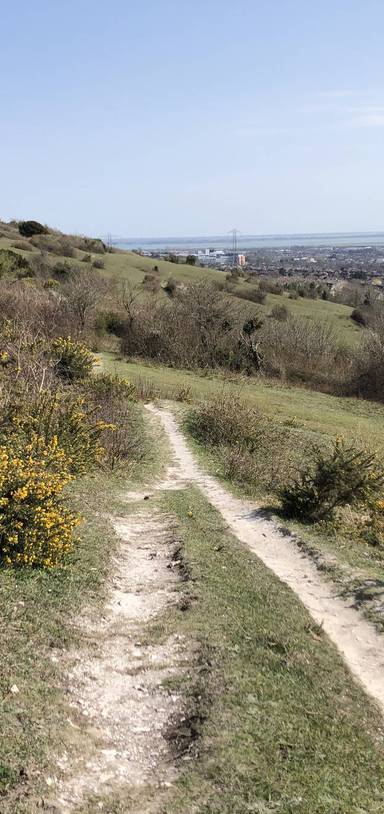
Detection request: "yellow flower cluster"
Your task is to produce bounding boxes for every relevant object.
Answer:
[0,434,80,568]
[51,336,94,382]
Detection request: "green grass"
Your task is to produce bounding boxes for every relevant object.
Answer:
[155,488,384,814]
[99,352,384,452]
[265,290,359,344]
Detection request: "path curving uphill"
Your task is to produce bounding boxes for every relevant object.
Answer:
[147,404,384,715]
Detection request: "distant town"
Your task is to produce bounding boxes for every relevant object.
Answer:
[130,243,384,289]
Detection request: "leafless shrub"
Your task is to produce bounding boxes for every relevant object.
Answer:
[260,316,346,387]
[62,267,108,333]
[232,286,266,304]
[142,273,160,293]
[30,234,76,257]
[85,374,144,468]
[347,329,384,401]
[185,393,311,493]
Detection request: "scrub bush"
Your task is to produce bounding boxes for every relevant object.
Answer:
[280,438,384,523]
[85,374,145,468]
[18,221,48,238]
[185,394,264,450]
[185,394,309,493]
[0,250,31,277]
[51,336,94,381]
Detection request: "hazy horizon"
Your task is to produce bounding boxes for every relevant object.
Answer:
[113,230,384,251]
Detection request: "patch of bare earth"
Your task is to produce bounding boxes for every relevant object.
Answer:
[49,508,188,812]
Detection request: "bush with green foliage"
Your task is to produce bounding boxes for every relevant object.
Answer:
[51,337,94,381]
[77,237,106,254]
[351,308,367,326]
[18,220,48,238]
[52,261,75,278]
[95,311,125,337]
[0,249,31,277]
[280,438,384,523]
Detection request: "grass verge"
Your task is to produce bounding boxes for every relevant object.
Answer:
[158,487,384,814]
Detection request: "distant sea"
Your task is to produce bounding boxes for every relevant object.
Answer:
[113,232,384,252]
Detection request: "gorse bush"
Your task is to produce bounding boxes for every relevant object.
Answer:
[280,438,384,523]
[51,336,94,381]
[0,249,31,277]
[0,389,112,475]
[0,434,80,567]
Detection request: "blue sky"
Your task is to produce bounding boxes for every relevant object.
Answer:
[1,0,384,237]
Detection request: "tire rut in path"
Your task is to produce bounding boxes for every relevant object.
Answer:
[147,403,384,715]
[51,508,187,812]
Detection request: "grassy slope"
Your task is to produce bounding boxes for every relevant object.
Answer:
[103,252,359,346]
[99,353,384,614]
[0,227,359,346]
[99,353,384,451]
[158,488,384,814]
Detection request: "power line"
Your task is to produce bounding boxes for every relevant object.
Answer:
[228,228,240,266]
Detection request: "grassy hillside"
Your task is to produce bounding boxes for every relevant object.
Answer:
[0,220,359,346]
[99,352,384,451]
[99,353,384,630]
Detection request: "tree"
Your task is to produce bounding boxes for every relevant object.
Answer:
[186,255,196,266]
[120,280,141,328]
[63,268,107,332]
[18,220,48,238]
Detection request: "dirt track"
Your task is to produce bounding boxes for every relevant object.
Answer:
[148,403,384,715]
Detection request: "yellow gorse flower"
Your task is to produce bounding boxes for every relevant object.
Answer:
[0,433,81,568]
